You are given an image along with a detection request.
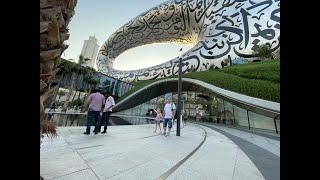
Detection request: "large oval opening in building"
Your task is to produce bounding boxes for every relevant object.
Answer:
[113,43,193,71]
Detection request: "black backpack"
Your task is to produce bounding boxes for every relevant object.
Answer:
[171,103,178,119]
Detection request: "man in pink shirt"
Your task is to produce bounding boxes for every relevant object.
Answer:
[99,91,115,134]
[84,89,105,135]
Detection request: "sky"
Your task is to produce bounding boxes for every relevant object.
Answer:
[62,0,192,70]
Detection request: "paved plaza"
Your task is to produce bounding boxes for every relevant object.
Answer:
[40,123,279,180]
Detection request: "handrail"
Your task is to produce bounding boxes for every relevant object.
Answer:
[44,111,158,120]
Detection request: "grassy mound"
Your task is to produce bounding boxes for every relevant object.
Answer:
[118,59,280,103]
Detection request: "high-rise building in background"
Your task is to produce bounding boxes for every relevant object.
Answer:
[80,35,100,68]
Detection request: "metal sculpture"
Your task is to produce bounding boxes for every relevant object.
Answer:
[97,0,280,82]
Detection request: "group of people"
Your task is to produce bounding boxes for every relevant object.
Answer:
[153,99,185,136]
[84,90,186,137]
[84,89,115,135]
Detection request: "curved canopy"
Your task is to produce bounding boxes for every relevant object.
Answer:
[113,78,280,118]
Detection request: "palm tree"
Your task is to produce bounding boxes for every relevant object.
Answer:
[40,1,77,178]
[78,54,91,66]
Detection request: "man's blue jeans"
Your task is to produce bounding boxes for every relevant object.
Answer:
[85,109,101,134]
[99,111,112,132]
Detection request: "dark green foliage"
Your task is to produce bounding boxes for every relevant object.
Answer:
[68,97,85,108]
[57,90,67,98]
[183,70,279,102]
[59,58,97,76]
[252,44,273,59]
[117,79,156,102]
[219,59,279,83]
[118,60,280,103]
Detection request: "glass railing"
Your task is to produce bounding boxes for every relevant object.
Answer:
[114,91,280,134]
[44,111,158,127]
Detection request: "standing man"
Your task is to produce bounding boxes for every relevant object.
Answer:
[99,91,115,134]
[84,89,105,135]
[163,99,176,136]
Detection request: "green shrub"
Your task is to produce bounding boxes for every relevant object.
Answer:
[183,71,279,102]
[252,44,273,59]
[118,60,280,103]
[219,60,279,83]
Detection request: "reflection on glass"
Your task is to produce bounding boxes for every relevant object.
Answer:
[234,106,248,127]
[248,111,275,131]
[275,118,280,132]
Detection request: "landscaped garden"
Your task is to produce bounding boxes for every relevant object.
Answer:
[118,59,280,103]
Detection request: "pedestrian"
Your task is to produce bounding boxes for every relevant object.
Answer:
[153,108,163,134]
[181,109,185,127]
[196,109,201,122]
[99,91,115,134]
[182,108,188,126]
[163,99,176,137]
[84,89,105,135]
[46,102,56,121]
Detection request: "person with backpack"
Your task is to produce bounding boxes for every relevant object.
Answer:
[163,99,176,137]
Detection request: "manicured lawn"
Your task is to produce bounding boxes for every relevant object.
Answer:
[220,59,279,83]
[118,60,280,103]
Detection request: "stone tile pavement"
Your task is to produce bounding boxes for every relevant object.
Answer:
[41,124,267,180]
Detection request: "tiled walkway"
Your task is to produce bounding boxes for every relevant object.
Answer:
[40,124,271,180]
[195,122,280,180]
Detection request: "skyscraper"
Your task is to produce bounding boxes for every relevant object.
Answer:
[80,35,100,68]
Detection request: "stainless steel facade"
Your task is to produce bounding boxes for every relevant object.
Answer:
[97,0,280,82]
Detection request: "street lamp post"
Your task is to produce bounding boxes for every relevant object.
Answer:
[176,57,182,136]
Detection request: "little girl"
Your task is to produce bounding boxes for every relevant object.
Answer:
[154,108,163,133]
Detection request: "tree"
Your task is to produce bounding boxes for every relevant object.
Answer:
[40,0,77,137]
[252,44,273,60]
[40,1,77,179]
[56,57,100,112]
[57,90,67,101]
[77,54,91,65]
[80,74,100,111]
[61,61,80,111]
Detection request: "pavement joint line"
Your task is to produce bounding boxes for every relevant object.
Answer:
[105,155,158,179]
[231,147,240,180]
[74,147,101,180]
[59,135,102,180]
[156,125,207,180]
[196,122,280,156]
[198,123,279,180]
[103,125,193,179]
[76,144,104,150]
[49,168,90,180]
[48,124,188,180]
[197,121,280,141]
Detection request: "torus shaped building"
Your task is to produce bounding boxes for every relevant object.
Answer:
[96,0,280,82]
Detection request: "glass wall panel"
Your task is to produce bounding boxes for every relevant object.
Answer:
[276,118,280,132]
[234,106,249,127]
[115,91,279,133]
[248,111,276,131]
[224,101,235,125]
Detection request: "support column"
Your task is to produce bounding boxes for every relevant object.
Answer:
[247,110,251,129]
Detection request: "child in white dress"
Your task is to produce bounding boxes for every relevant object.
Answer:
[154,108,163,133]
